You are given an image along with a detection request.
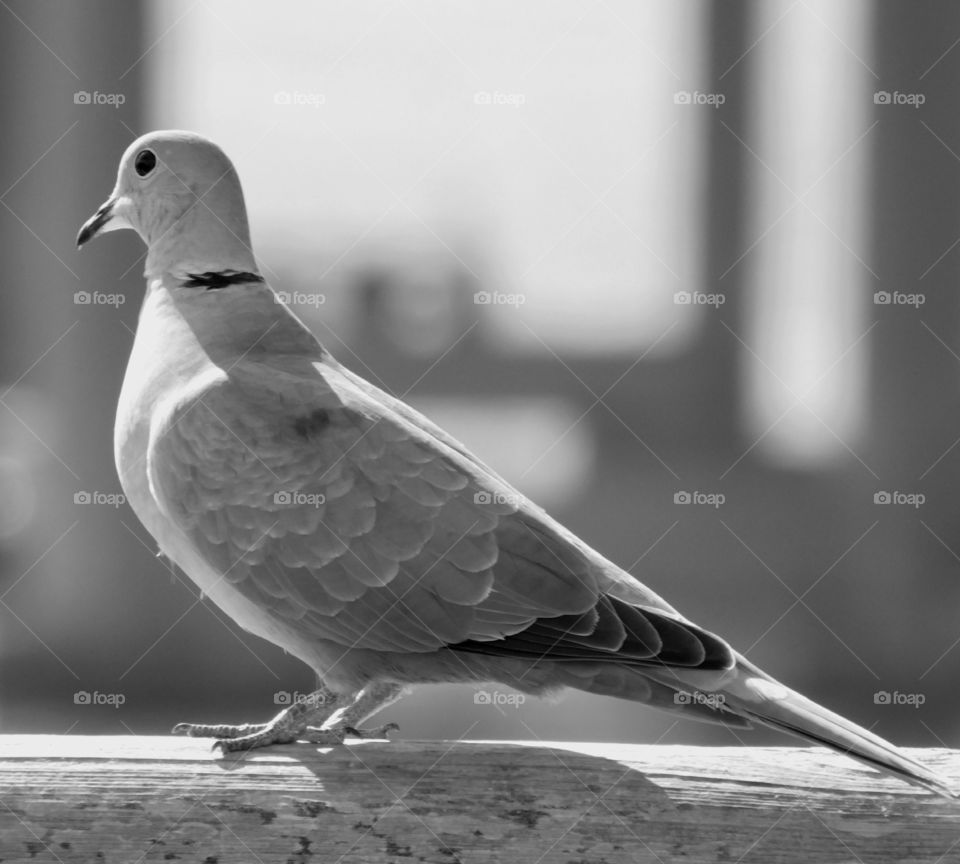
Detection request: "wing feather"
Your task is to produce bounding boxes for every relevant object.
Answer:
[147,356,732,673]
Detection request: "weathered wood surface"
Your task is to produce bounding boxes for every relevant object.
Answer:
[0,737,959,863]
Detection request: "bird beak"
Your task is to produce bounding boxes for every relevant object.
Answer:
[76,195,132,248]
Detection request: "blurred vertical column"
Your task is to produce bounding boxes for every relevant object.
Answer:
[0,1,145,724]
[739,1,872,467]
[697,3,893,715]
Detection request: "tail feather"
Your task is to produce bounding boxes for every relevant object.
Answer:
[710,659,956,798]
[555,652,954,795]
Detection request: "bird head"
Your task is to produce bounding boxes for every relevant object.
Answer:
[77,130,258,279]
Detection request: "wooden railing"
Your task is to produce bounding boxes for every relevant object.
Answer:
[0,737,958,863]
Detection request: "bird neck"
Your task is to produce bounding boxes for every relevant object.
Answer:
[138,276,324,369]
[143,203,258,281]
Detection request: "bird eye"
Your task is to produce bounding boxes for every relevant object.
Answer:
[134,149,157,177]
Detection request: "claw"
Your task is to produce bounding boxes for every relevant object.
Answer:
[344,722,399,739]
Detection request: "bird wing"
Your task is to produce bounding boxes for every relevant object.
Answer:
[146,354,733,668]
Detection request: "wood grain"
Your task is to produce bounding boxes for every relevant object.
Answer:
[1,737,959,863]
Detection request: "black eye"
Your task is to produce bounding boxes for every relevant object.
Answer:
[134,149,156,177]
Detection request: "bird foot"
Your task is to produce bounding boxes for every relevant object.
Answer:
[172,717,399,753]
[172,722,269,740]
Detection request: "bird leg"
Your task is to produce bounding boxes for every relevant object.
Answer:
[173,683,341,751]
[172,681,403,753]
[304,680,405,744]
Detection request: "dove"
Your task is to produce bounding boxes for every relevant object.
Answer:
[77,130,953,796]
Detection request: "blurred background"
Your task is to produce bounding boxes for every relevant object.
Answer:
[2,0,960,753]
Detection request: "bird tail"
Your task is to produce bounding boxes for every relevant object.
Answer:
[698,657,956,798]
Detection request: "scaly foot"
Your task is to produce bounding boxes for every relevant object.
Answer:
[172,721,269,740]
[173,714,399,753]
[172,682,404,752]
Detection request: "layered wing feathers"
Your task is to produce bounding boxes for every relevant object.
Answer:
[147,357,733,669]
